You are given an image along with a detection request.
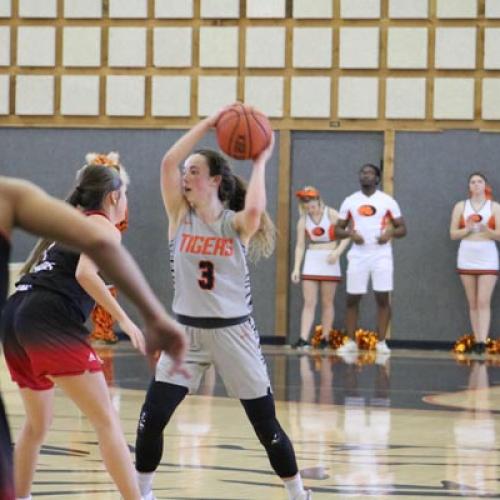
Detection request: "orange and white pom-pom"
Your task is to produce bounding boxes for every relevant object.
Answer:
[311,326,347,349]
[90,286,118,343]
[453,334,475,353]
[86,151,120,167]
[311,325,323,348]
[355,329,379,350]
[487,338,500,354]
[329,329,347,349]
[453,334,500,354]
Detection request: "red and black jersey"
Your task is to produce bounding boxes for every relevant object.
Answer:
[16,242,94,321]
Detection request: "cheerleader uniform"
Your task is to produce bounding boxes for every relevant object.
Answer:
[457,200,499,275]
[0,229,14,500]
[339,190,402,294]
[302,208,341,281]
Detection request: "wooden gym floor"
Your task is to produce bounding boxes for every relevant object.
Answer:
[1,344,499,499]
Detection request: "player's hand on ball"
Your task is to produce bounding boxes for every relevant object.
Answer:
[253,131,275,165]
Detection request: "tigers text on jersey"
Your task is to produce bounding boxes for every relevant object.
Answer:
[339,190,402,255]
[170,209,252,321]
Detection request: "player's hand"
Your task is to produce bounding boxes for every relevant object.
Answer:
[205,104,233,128]
[377,230,392,244]
[327,250,340,264]
[144,313,187,362]
[118,317,146,355]
[253,131,275,165]
[291,270,300,283]
[350,231,364,244]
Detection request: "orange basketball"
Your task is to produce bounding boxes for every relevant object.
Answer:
[216,103,272,160]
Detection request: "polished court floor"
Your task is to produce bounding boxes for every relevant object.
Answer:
[1,344,500,499]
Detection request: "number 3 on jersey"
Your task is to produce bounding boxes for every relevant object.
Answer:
[198,261,215,290]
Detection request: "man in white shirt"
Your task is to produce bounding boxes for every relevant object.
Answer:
[335,164,407,355]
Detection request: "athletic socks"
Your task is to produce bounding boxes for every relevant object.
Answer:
[284,473,306,499]
[137,471,155,497]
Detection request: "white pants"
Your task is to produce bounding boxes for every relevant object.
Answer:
[346,250,393,294]
[155,318,271,399]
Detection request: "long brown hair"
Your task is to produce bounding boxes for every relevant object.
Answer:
[20,154,126,275]
[195,149,276,261]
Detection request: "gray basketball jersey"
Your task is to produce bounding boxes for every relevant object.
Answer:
[170,209,252,319]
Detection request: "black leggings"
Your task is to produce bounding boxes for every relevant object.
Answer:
[135,381,298,478]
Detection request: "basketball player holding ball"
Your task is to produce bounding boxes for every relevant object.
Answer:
[134,106,312,500]
[450,172,500,355]
[335,164,407,356]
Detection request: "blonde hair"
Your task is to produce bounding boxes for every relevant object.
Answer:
[296,185,324,216]
[248,212,276,262]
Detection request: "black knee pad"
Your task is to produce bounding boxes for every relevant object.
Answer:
[241,394,298,478]
[135,380,187,473]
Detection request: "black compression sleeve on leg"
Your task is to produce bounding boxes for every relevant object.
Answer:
[241,392,299,478]
[135,379,188,473]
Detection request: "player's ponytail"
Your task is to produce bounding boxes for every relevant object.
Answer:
[196,149,276,261]
[20,153,127,275]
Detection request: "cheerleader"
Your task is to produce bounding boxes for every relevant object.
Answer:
[291,187,349,349]
[450,172,500,355]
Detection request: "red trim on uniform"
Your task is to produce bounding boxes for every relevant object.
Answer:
[302,274,342,282]
[328,224,336,241]
[488,215,496,230]
[457,269,499,276]
[459,215,465,229]
[5,342,103,391]
[84,210,110,220]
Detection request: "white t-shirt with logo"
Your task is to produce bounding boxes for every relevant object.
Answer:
[339,190,402,256]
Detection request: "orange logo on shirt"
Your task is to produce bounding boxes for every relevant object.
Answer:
[312,227,325,236]
[468,214,483,223]
[358,205,377,216]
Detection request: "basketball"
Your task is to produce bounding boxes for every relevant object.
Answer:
[216,103,272,160]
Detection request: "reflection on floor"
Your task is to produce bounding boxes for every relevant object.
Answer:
[1,345,500,499]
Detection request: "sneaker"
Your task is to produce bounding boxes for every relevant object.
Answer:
[473,342,487,355]
[292,338,310,349]
[337,339,358,354]
[318,338,329,350]
[141,492,156,500]
[376,340,391,354]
